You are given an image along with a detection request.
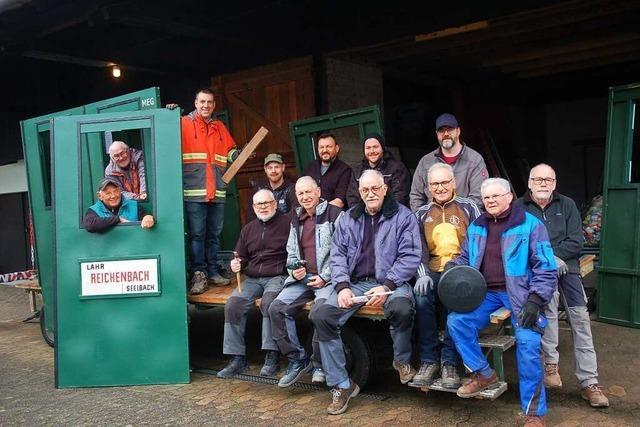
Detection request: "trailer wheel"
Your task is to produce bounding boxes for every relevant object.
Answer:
[342,326,374,389]
[40,307,55,347]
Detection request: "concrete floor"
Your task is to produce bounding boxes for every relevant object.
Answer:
[1,283,638,426]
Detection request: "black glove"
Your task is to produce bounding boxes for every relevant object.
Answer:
[443,261,456,273]
[519,301,540,329]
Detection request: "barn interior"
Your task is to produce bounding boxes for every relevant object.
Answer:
[2,0,640,272]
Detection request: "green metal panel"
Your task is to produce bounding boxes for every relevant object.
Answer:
[215,111,241,250]
[598,82,640,328]
[289,105,383,174]
[52,109,189,387]
[20,88,162,343]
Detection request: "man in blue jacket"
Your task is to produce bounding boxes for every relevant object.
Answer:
[310,169,421,415]
[447,178,557,427]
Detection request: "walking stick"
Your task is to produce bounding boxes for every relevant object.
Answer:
[233,251,242,293]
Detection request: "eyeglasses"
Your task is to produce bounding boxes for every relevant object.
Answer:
[436,127,456,134]
[253,200,275,208]
[111,150,129,160]
[428,178,453,189]
[529,177,556,185]
[482,193,510,202]
[359,185,384,196]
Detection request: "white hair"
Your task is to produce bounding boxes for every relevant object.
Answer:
[480,178,511,196]
[295,176,319,190]
[108,140,129,154]
[529,163,556,179]
[358,169,385,186]
[427,163,454,181]
[253,188,275,203]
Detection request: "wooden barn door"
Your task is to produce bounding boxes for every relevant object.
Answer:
[212,57,315,225]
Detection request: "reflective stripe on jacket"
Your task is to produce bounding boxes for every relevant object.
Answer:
[181,111,238,202]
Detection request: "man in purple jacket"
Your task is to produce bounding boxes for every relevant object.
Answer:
[310,169,421,415]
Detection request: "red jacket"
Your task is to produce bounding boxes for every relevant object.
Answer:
[181,111,238,202]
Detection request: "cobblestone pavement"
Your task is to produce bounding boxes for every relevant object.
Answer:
[1,284,638,426]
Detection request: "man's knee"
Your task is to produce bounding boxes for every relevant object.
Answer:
[225,296,250,325]
[260,291,278,316]
[268,298,286,319]
[385,297,414,331]
[310,303,342,341]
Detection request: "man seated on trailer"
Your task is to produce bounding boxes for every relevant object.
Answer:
[83,177,155,233]
[412,163,480,388]
[446,177,557,427]
[217,189,291,379]
[269,176,343,387]
[105,140,147,201]
[310,169,421,415]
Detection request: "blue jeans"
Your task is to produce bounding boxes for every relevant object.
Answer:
[414,271,459,366]
[448,290,547,416]
[185,201,225,276]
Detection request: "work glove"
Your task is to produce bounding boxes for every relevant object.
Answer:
[413,275,434,296]
[518,301,540,329]
[443,261,456,273]
[554,256,568,277]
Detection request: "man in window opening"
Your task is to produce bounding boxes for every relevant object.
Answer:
[516,163,609,408]
[246,153,296,221]
[410,113,488,211]
[83,177,154,233]
[217,189,290,379]
[105,140,147,201]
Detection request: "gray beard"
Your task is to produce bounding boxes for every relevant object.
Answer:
[257,211,276,222]
[440,139,454,150]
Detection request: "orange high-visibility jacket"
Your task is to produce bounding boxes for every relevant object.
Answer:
[181,111,238,202]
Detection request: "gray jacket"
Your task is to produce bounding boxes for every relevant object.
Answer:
[409,144,488,211]
[284,199,343,285]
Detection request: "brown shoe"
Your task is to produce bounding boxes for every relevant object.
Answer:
[327,380,360,415]
[456,370,498,398]
[581,384,610,407]
[544,363,562,388]
[524,415,546,426]
[392,360,416,384]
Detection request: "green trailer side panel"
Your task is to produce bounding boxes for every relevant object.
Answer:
[20,107,83,339]
[215,111,240,250]
[598,83,640,328]
[20,88,162,342]
[53,109,189,387]
[289,105,383,174]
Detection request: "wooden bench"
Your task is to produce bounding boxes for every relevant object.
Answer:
[12,280,42,321]
[187,277,387,319]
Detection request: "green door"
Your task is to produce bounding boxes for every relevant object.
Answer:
[598,82,640,328]
[20,87,161,345]
[52,109,189,387]
[289,105,383,173]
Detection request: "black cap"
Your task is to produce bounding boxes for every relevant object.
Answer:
[435,113,459,130]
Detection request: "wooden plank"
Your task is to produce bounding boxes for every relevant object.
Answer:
[222,127,269,184]
[13,280,41,291]
[580,254,596,277]
[490,307,512,324]
[415,21,489,42]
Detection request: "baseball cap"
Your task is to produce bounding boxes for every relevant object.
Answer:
[98,177,121,191]
[264,153,284,165]
[435,113,459,130]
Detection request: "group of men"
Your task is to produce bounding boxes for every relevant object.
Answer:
[87,88,609,426]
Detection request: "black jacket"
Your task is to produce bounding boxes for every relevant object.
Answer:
[346,156,411,207]
[516,191,583,274]
[235,211,291,277]
[302,159,352,208]
[246,176,296,221]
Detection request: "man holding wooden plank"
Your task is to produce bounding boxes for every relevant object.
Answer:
[168,89,267,295]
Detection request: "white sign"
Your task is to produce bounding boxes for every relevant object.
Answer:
[81,258,159,296]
